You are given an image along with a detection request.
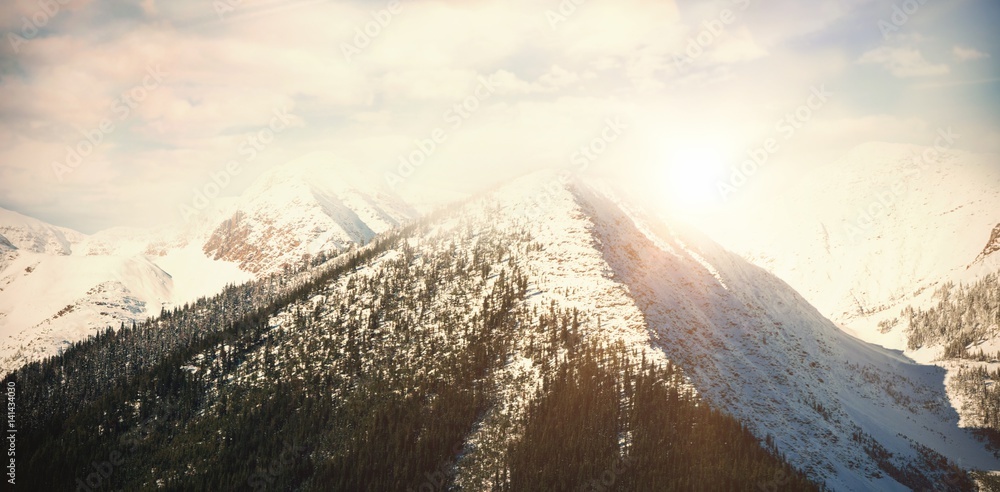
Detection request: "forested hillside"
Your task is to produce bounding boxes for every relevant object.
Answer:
[898,272,1000,438]
[903,273,1000,358]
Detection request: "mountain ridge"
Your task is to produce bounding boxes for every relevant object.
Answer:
[11,172,994,490]
[703,141,1000,351]
[0,158,415,374]
[4,162,998,489]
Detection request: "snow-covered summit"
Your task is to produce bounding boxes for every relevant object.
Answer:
[204,152,416,274]
[0,207,85,255]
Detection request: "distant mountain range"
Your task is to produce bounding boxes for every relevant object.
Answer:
[703,142,1000,355]
[0,155,413,374]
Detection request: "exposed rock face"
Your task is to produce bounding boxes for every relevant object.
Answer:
[974,223,1000,264]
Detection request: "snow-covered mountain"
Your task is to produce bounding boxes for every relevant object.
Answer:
[503,174,995,490]
[0,210,235,373]
[13,171,995,490]
[6,149,996,488]
[0,207,85,255]
[0,252,175,360]
[203,154,415,274]
[703,142,1000,351]
[690,141,1000,453]
[0,155,415,374]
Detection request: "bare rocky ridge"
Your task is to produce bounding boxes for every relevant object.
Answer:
[974,223,1000,264]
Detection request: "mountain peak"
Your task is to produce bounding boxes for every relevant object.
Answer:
[242,151,392,200]
[203,154,416,274]
[0,206,85,255]
[466,178,998,489]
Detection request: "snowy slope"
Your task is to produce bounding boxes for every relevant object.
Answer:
[203,153,415,274]
[11,168,990,489]
[468,173,996,490]
[687,142,1000,444]
[262,170,989,490]
[75,197,239,258]
[0,202,251,374]
[0,234,14,251]
[75,226,185,257]
[583,183,998,490]
[0,155,416,375]
[701,142,1000,351]
[0,234,15,274]
[0,252,172,368]
[0,207,85,255]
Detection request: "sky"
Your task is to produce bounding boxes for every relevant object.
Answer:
[0,0,997,233]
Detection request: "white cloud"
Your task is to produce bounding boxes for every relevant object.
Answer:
[486,66,581,96]
[704,25,769,64]
[953,45,990,61]
[0,0,995,231]
[857,46,949,77]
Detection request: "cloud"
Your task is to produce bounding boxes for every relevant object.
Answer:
[953,45,990,62]
[857,46,949,77]
[0,0,996,231]
[806,114,932,150]
[491,66,581,95]
[0,0,94,30]
[140,0,158,16]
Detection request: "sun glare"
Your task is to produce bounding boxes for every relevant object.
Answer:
[662,146,724,211]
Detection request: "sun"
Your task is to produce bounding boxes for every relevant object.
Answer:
[661,146,725,211]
